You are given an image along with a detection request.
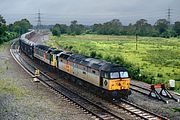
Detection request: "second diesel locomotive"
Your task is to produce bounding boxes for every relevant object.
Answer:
[19,30,131,99]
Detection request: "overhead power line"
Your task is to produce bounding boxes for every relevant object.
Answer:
[167,8,172,25]
[36,10,42,30]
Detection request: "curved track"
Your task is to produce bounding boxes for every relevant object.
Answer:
[11,40,126,120]
[10,40,169,120]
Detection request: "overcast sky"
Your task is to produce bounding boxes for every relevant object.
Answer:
[0,0,180,25]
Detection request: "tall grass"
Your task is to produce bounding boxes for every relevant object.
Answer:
[45,34,180,91]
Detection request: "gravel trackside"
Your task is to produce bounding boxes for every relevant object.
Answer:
[0,40,93,120]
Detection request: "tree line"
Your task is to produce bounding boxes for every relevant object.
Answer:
[51,19,180,38]
[0,15,32,44]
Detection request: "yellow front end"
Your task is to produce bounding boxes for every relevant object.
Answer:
[51,55,57,67]
[108,79,130,90]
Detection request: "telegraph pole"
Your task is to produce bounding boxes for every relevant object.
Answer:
[136,34,138,50]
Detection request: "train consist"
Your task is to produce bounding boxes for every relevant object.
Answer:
[19,30,131,99]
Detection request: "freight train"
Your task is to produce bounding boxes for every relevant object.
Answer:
[19,30,131,99]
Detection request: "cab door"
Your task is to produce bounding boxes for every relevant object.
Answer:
[100,71,105,87]
[100,77,103,87]
[49,54,52,65]
[56,56,59,68]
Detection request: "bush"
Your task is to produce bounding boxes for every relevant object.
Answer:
[146,75,155,84]
[64,46,69,50]
[72,49,79,54]
[128,67,141,80]
[90,51,97,58]
[96,53,103,59]
[68,45,73,50]
[157,73,163,77]
[104,56,112,62]
[112,56,122,64]
[0,32,18,45]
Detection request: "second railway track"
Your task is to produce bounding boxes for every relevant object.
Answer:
[10,40,168,120]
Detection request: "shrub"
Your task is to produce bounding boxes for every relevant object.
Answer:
[96,53,103,59]
[64,46,68,50]
[68,45,73,50]
[104,56,112,62]
[90,51,97,58]
[166,73,171,76]
[112,56,123,64]
[72,49,79,54]
[157,73,163,77]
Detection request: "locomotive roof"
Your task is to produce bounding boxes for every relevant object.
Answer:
[60,52,127,72]
[67,54,87,63]
[60,52,73,59]
[100,63,127,72]
[51,50,63,54]
[35,44,50,51]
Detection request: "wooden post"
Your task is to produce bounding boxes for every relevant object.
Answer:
[136,34,138,50]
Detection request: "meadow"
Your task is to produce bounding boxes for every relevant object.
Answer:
[45,35,180,91]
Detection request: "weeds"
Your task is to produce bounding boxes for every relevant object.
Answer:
[47,35,180,90]
[0,79,27,98]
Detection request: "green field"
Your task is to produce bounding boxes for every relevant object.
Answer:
[45,35,180,91]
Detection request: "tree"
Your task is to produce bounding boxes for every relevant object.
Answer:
[51,24,61,36]
[103,19,122,35]
[8,24,13,32]
[155,19,168,34]
[0,15,7,36]
[92,23,103,34]
[0,15,21,44]
[51,24,68,36]
[174,21,180,36]
[12,19,32,35]
[134,19,152,36]
[59,24,68,34]
[0,15,7,43]
[92,19,123,35]
[123,23,136,35]
[69,20,85,35]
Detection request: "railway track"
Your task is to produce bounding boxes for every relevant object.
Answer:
[113,100,165,120]
[130,82,180,103]
[10,40,169,120]
[130,83,151,96]
[11,40,125,120]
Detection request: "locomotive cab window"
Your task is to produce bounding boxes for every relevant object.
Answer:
[120,71,129,78]
[110,72,119,79]
[104,72,109,79]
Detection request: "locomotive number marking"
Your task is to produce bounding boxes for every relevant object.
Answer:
[35,69,40,77]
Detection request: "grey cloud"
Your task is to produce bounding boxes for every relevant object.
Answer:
[0,0,179,25]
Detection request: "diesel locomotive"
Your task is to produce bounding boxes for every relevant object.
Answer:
[19,30,131,99]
